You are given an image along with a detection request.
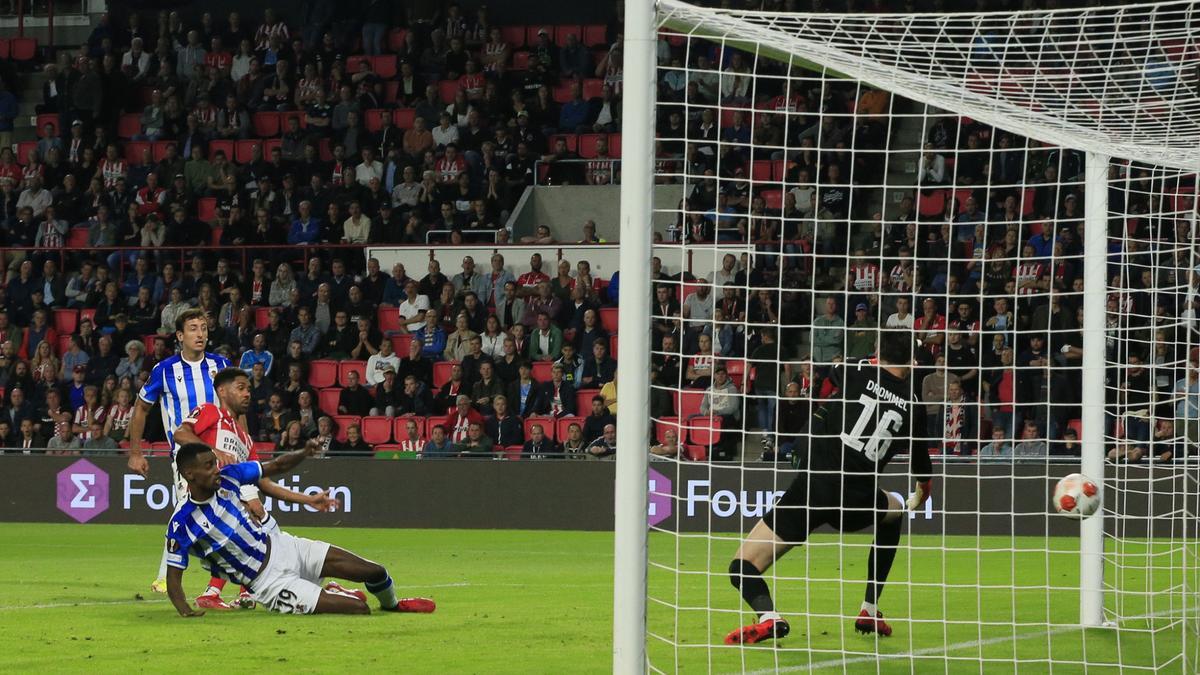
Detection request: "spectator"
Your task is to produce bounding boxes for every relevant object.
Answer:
[454,420,494,457]
[580,337,616,388]
[528,312,564,362]
[586,423,617,459]
[1013,420,1047,457]
[320,310,357,359]
[239,333,274,376]
[651,429,680,458]
[700,367,741,461]
[46,423,81,454]
[507,362,540,418]
[331,423,372,456]
[521,422,559,459]
[486,394,523,448]
[288,306,321,355]
[845,303,878,360]
[336,370,373,417]
[978,428,1012,458]
[536,364,577,418]
[422,424,453,457]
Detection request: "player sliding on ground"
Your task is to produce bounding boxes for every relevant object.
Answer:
[166,441,436,616]
[171,366,348,609]
[725,333,932,644]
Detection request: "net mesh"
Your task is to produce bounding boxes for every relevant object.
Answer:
[639,1,1200,671]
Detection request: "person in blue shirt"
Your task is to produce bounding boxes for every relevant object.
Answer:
[413,310,446,360]
[1028,227,1055,259]
[238,333,274,376]
[287,200,321,245]
[422,424,455,458]
[558,81,591,133]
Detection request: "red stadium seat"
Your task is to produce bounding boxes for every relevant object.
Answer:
[676,390,706,418]
[576,388,600,414]
[383,81,400,105]
[66,227,89,249]
[1068,419,1083,438]
[917,188,947,217]
[1021,187,1036,216]
[79,308,96,325]
[761,189,783,210]
[318,138,333,162]
[332,415,360,443]
[57,334,72,357]
[338,360,367,387]
[394,108,416,129]
[262,138,282,158]
[372,55,397,79]
[117,113,141,139]
[280,111,306,130]
[9,37,36,61]
[254,306,271,330]
[361,416,393,444]
[14,141,37,165]
[953,188,974,213]
[511,51,531,71]
[0,39,8,60]
[123,141,150,164]
[531,361,553,382]
[503,445,523,460]
[152,141,176,162]
[433,361,458,388]
[235,140,262,165]
[252,111,280,137]
[318,388,341,417]
[346,55,371,74]
[208,139,236,162]
[683,444,708,461]
[750,160,773,182]
[53,308,78,335]
[723,359,747,391]
[599,307,619,333]
[252,442,276,457]
[390,333,413,356]
[771,159,788,181]
[582,78,604,100]
[555,24,582,47]
[524,415,556,441]
[582,24,607,47]
[197,197,217,222]
[552,84,573,104]
[424,416,449,438]
[438,80,460,104]
[394,416,426,443]
[364,109,389,133]
[501,26,526,48]
[607,133,621,157]
[35,114,58,137]
[578,133,604,158]
[377,307,401,334]
[210,227,223,246]
[387,28,409,52]
[556,416,584,443]
[308,359,339,389]
[687,415,723,446]
[655,417,681,445]
[142,335,157,353]
[609,334,618,360]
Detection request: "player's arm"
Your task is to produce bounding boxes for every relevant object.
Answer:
[259,439,323,477]
[126,398,155,477]
[165,566,203,617]
[257,477,340,511]
[170,422,204,448]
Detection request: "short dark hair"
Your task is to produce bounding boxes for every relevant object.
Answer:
[175,307,207,333]
[175,442,214,471]
[213,367,248,390]
[878,331,913,366]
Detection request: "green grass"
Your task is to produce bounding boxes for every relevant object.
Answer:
[0,524,1193,673]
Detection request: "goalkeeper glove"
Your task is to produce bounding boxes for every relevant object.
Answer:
[906,480,932,511]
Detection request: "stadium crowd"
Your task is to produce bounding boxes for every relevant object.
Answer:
[0,1,1195,461]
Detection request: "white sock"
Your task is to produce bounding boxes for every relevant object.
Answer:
[203,584,223,597]
[759,611,783,622]
[365,573,398,609]
[259,513,281,534]
[156,542,169,579]
[860,601,878,615]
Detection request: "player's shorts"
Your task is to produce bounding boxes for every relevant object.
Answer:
[765,470,889,544]
[249,531,331,615]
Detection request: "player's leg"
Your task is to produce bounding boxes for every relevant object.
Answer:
[855,490,905,637]
[318,544,436,614]
[152,459,191,594]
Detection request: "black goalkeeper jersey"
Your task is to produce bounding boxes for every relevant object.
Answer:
[805,361,933,481]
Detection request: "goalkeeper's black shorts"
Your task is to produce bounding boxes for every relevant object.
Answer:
[765,470,889,545]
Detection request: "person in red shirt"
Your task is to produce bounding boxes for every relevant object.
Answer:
[516,253,550,291]
[172,367,342,611]
[204,36,232,71]
[913,297,946,357]
[434,144,467,186]
[135,172,167,217]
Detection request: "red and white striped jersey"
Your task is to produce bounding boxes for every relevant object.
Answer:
[1014,262,1045,295]
[98,158,126,189]
[850,262,880,291]
[888,263,912,292]
[72,404,107,441]
[182,402,257,466]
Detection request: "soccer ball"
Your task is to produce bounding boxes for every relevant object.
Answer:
[1052,473,1101,519]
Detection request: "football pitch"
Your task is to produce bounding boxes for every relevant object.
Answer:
[0,524,1188,673]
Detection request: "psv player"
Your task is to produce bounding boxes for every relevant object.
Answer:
[725,332,933,644]
[172,367,343,610]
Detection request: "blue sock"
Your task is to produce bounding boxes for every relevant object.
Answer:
[365,572,398,609]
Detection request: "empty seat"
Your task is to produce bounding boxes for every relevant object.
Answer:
[197,197,218,222]
[318,388,342,417]
[254,307,271,330]
[308,359,339,389]
[9,37,36,61]
[117,113,141,139]
[251,111,280,137]
[361,416,393,444]
[687,415,723,446]
[599,307,619,333]
[66,228,89,249]
[676,390,706,418]
[433,361,458,388]
[53,308,78,335]
[394,108,416,129]
[582,25,607,47]
[372,55,397,79]
[377,306,401,334]
[123,141,150,164]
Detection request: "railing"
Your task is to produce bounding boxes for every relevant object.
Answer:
[424,229,502,244]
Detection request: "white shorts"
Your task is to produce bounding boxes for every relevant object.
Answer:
[249,531,331,615]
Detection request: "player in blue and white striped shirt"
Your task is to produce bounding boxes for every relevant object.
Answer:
[166,442,435,617]
[125,308,231,596]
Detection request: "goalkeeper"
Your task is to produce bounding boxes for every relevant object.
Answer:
[725,331,933,644]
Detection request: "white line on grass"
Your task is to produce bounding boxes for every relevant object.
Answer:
[0,598,169,611]
[738,608,1189,674]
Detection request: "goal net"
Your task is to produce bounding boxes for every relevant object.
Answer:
[616,0,1200,671]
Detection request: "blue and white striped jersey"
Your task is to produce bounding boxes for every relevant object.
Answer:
[139,352,231,447]
[165,461,268,585]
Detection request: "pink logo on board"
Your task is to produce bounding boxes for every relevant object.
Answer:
[56,459,110,523]
[648,467,672,527]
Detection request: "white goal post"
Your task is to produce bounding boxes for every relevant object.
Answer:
[614,0,1200,672]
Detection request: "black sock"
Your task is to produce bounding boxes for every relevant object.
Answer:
[729,559,775,615]
[864,515,902,605]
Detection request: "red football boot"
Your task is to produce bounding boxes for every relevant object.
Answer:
[724,617,790,645]
[854,609,893,637]
[324,581,367,602]
[194,594,235,611]
[382,597,437,613]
